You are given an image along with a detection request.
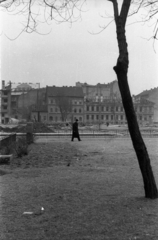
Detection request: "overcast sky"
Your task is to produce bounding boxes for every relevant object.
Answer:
[1,0,158,95]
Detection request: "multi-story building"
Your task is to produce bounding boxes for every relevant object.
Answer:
[0,81,41,122]
[76,81,125,125]
[11,82,41,120]
[77,81,154,125]
[45,86,84,123]
[133,98,154,125]
[85,99,126,125]
[135,87,158,123]
[0,81,11,124]
[76,80,121,101]
[1,80,156,126]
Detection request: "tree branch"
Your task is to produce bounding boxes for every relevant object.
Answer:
[108,0,119,22]
[120,0,132,28]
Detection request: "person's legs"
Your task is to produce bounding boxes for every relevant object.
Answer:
[71,135,74,141]
[78,135,81,141]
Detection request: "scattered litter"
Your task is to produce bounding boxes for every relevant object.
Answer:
[23,207,44,216]
[23,212,33,215]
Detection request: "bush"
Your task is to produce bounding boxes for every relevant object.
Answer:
[0,142,16,155]
[15,137,29,158]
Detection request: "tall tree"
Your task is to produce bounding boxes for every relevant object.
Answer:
[1,0,158,198]
[108,0,158,199]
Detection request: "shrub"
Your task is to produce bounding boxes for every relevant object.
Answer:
[15,137,29,158]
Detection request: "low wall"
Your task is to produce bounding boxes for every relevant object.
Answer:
[0,134,16,150]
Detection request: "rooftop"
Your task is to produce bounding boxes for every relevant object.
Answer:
[47,86,84,97]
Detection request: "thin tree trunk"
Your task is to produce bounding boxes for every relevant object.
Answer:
[110,0,158,199]
[114,62,158,199]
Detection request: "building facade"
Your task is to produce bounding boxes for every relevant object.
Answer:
[85,99,126,125]
[0,81,11,124]
[46,86,84,123]
[1,80,156,126]
[135,87,158,123]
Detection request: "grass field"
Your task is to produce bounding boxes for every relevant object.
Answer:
[0,137,158,240]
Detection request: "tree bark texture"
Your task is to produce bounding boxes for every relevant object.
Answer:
[111,0,158,199]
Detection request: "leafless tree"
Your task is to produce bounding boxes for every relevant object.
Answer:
[55,94,72,122]
[1,0,158,198]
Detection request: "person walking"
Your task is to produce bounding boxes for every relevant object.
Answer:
[71,119,81,141]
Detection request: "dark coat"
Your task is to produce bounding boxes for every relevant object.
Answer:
[72,122,79,138]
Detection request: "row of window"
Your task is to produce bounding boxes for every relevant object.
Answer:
[139,115,152,121]
[86,106,124,112]
[49,108,83,113]
[86,114,152,121]
[32,115,83,122]
[86,106,153,112]
[49,98,83,105]
[86,115,125,121]
[135,107,152,112]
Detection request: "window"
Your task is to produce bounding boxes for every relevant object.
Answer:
[3,106,7,110]
[87,106,89,111]
[74,108,77,113]
[101,115,104,120]
[139,116,142,120]
[55,108,58,112]
[87,115,89,120]
[111,115,113,120]
[79,109,82,113]
[96,115,99,120]
[101,106,104,112]
[43,116,46,121]
[106,107,109,112]
[139,107,142,112]
[96,106,99,112]
[49,116,53,121]
[92,106,94,111]
[121,115,123,120]
[50,108,53,112]
[91,115,94,120]
[116,107,118,112]
[49,98,53,104]
[121,107,123,112]
[106,115,109,120]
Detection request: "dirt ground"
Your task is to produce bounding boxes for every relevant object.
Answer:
[0,137,158,240]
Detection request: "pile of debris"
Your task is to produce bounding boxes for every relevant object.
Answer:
[32,122,55,133]
[0,123,54,133]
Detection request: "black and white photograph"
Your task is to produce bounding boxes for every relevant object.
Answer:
[0,0,158,239]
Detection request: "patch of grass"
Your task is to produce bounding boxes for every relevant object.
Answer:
[1,138,158,240]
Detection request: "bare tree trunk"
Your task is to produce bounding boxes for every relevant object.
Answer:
[110,0,158,199]
[114,62,158,199]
